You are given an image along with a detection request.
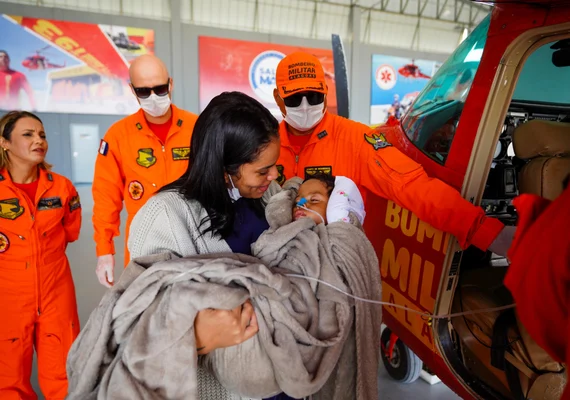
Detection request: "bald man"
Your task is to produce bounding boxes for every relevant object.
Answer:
[93,55,198,287]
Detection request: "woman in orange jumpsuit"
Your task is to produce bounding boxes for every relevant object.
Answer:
[0,111,81,400]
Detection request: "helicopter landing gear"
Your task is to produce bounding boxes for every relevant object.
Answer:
[381,327,423,384]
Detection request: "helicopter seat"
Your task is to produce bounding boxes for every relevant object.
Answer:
[513,119,570,200]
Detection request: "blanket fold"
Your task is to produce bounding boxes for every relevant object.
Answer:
[66,179,381,400]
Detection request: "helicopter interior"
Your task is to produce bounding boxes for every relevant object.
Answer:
[447,39,570,400]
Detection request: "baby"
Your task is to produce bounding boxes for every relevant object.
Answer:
[293,172,366,226]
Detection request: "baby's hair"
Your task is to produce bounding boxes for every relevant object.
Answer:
[304,172,336,196]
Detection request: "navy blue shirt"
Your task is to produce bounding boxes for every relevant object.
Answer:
[225,198,269,255]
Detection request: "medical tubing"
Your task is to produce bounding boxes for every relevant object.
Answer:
[296,203,325,225]
[285,274,516,320]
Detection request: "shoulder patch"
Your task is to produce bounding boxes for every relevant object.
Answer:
[0,174,4,181]
[69,195,81,212]
[0,198,25,220]
[99,139,109,156]
[177,119,183,127]
[47,173,53,181]
[136,123,143,130]
[0,232,9,253]
[38,196,62,211]
[172,147,190,161]
[128,181,144,200]
[364,132,392,150]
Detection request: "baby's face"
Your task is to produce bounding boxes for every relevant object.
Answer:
[293,179,330,225]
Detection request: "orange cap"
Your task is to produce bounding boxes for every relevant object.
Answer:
[276,52,327,98]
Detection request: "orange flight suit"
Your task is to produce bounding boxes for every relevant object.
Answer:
[0,167,81,400]
[276,112,504,250]
[92,105,198,264]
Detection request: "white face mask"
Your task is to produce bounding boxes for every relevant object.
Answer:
[139,93,171,117]
[283,96,326,132]
[227,175,242,202]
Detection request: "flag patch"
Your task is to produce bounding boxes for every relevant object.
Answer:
[99,139,109,156]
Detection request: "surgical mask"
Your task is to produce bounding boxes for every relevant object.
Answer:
[283,96,326,132]
[227,175,242,202]
[139,93,171,117]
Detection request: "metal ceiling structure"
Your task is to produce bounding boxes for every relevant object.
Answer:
[3,0,491,53]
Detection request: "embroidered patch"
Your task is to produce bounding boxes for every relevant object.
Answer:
[99,139,109,156]
[136,148,157,168]
[364,133,391,150]
[0,232,9,253]
[317,130,328,140]
[177,119,183,127]
[38,197,62,211]
[128,181,144,200]
[304,166,332,179]
[136,123,143,130]
[276,165,286,185]
[0,174,4,181]
[69,195,81,212]
[172,147,190,161]
[0,198,24,220]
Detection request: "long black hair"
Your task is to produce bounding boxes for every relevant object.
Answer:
[162,91,279,238]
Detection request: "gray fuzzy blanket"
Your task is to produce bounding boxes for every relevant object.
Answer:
[66,178,381,400]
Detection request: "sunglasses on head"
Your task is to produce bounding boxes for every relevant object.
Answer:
[283,92,325,108]
[131,79,170,99]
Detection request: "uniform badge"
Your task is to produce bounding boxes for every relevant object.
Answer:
[276,165,286,185]
[136,148,157,168]
[0,232,9,253]
[99,139,109,156]
[0,198,25,220]
[38,197,62,211]
[304,166,332,179]
[364,133,391,150]
[69,195,81,212]
[128,181,144,200]
[172,147,190,161]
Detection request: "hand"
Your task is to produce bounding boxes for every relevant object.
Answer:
[194,300,259,355]
[96,254,115,288]
[488,225,517,258]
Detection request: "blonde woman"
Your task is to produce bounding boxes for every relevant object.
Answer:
[0,111,81,400]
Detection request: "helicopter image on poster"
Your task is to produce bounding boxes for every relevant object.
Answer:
[398,60,431,79]
[21,46,66,70]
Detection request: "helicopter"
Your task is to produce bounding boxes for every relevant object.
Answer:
[398,60,431,79]
[21,46,66,71]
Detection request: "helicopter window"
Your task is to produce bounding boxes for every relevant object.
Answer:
[401,15,490,164]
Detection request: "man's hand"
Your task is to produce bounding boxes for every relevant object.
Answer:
[96,254,115,288]
[194,300,259,355]
[488,225,517,258]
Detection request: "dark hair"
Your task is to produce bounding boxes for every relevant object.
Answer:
[304,172,335,196]
[0,50,7,58]
[161,91,279,238]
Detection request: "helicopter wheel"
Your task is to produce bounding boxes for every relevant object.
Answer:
[380,328,423,384]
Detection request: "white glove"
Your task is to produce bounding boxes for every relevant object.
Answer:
[96,254,115,288]
[326,176,366,225]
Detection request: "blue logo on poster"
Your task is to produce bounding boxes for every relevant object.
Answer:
[249,50,285,103]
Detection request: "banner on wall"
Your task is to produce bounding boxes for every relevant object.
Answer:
[198,36,337,117]
[370,54,441,125]
[0,15,155,114]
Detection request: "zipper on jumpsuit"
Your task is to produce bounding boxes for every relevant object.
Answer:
[33,187,48,316]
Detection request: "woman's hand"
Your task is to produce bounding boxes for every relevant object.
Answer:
[194,300,259,355]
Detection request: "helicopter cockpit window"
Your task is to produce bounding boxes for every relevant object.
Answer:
[401,15,490,164]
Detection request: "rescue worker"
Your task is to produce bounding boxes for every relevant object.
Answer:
[273,52,512,255]
[0,111,81,400]
[93,54,198,287]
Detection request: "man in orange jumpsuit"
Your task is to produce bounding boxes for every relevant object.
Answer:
[93,55,198,287]
[0,51,37,110]
[272,52,511,254]
[0,110,81,399]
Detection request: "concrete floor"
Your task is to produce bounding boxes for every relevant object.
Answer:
[27,185,462,399]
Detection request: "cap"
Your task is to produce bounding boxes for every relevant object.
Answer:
[276,52,327,98]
